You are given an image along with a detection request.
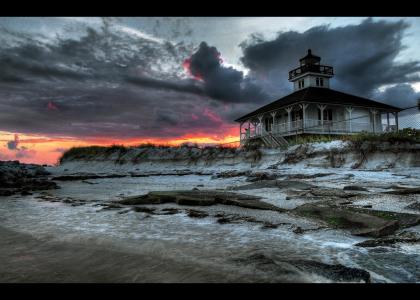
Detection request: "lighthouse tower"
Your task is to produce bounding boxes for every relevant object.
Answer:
[289,49,334,91]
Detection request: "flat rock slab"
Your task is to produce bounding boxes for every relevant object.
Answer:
[52,174,127,181]
[231,180,314,191]
[383,187,420,195]
[293,203,401,237]
[118,190,285,212]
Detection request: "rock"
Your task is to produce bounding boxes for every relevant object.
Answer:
[186,209,209,218]
[286,173,336,180]
[293,226,304,234]
[159,208,180,215]
[339,201,353,205]
[232,180,314,191]
[293,203,402,237]
[290,260,371,283]
[307,188,359,199]
[343,185,369,192]
[0,161,58,196]
[215,212,260,224]
[132,207,156,214]
[235,252,370,283]
[52,174,127,181]
[246,172,278,182]
[211,170,251,179]
[383,187,420,195]
[405,202,420,211]
[355,231,420,248]
[102,204,123,210]
[118,190,285,212]
[261,222,278,229]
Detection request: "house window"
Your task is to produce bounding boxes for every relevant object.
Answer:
[316,77,324,87]
[301,79,305,88]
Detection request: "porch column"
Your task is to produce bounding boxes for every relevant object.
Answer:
[299,103,309,131]
[257,115,263,136]
[318,104,327,133]
[395,112,399,131]
[370,109,378,133]
[285,106,293,132]
[270,111,277,133]
[386,113,390,132]
[252,121,257,137]
[345,106,353,133]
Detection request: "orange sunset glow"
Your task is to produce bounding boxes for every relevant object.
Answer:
[0,126,239,165]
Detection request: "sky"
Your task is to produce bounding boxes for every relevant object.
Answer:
[1,17,420,165]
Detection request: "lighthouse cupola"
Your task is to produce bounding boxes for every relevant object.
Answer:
[289,49,334,91]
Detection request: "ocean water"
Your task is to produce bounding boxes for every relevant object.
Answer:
[0,175,419,283]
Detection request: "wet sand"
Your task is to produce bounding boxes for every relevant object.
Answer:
[0,226,238,283]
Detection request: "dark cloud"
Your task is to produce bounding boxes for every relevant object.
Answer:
[186,42,268,103]
[240,18,420,105]
[374,84,419,109]
[0,23,237,140]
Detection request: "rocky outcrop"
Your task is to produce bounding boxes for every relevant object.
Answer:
[0,161,59,196]
[117,190,285,212]
[355,231,420,248]
[294,204,393,237]
[293,203,420,237]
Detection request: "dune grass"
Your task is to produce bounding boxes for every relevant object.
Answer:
[59,142,239,164]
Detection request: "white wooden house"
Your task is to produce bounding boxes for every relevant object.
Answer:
[235,49,402,147]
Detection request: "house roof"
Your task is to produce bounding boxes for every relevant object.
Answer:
[299,49,320,64]
[234,87,402,122]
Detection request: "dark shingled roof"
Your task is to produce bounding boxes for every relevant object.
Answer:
[234,87,402,122]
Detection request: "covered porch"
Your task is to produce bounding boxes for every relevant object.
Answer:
[239,102,400,145]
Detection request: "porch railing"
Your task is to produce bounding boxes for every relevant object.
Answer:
[241,118,391,141]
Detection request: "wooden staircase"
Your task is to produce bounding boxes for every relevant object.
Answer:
[260,133,289,148]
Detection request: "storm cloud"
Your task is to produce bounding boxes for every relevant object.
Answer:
[0,21,238,140]
[185,42,268,103]
[240,18,420,108]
